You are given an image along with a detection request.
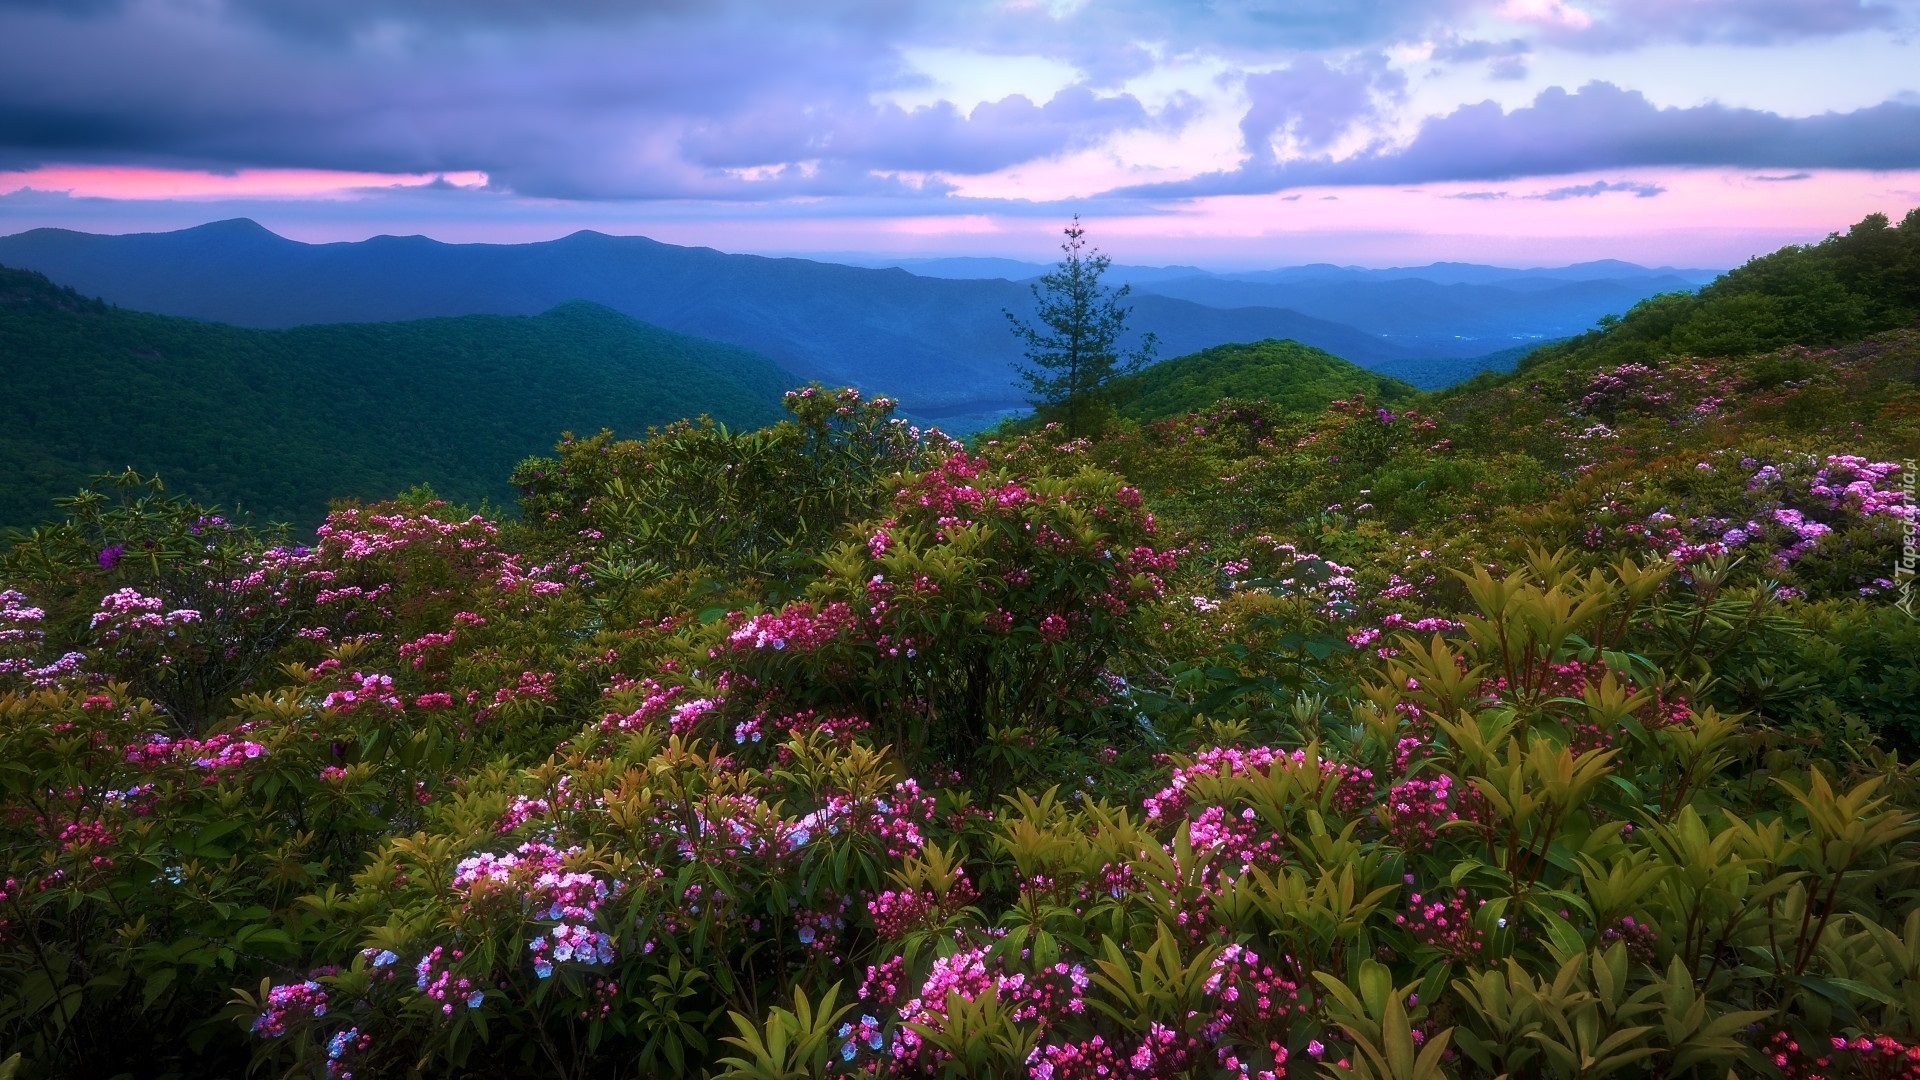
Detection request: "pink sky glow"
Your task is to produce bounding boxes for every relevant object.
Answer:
[0,165,489,201]
[3,0,1917,269]
[5,162,1911,269]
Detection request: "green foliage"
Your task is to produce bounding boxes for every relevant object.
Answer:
[0,471,312,729]
[512,385,944,596]
[1509,207,1920,378]
[1116,338,1417,423]
[0,266,791,529]
[1,211,1919,1079]
[1004,217,1159,438]
[711,451,1171,772]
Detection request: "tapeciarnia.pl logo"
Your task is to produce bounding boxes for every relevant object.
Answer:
[1899,459,1917,618]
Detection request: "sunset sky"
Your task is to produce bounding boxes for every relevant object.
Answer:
[2,0,1918,268]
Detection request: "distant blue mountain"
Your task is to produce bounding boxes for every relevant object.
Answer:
[1370,341,1560,390]
[1133,275,1701,354]
[1215,259,1720,287]
[841,256,1213,287]
[850,254,1719,289]
[0,220,1419,414]
[848,254,1716,358]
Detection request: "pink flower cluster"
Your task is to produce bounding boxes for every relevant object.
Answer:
[486,670,558,712]
[89,587,200,642]
[1810,456,1916,520]
[316,505,562,598]
[251,979,327,1037]
[735,708,872,749]
[1203,943,1302,1027]
[1598,914,1659,965]
[659,696,713,735]
[884,949,1090,1066]
[397,612,486,668]
[599,677,691,732]
[1187,805,1285,874]
[867,872,977,938]
[1143,746,1373,824]
[789,779,936,858]
[866,939,1295,1079]
[897,452,1039,530]
[1579,363,1671,414]
[496,795,552,833]
[725,601,855,653]
[1381,774,1458,851]
[1770,1031,1920,1079]
[414,946,488,1014]
[1396,885,1486,962]
[450,843,623,979]
[124,732,269,773]
[321,671,402,713]
[0,590,46,684]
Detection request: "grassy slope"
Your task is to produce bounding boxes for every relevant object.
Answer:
[0,267,793,529]
[1116,337,1417,422]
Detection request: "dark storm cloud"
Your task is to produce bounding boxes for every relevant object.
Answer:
[0,1,1007,198]
[2,0,1916,206]
[1117,82,1920,198]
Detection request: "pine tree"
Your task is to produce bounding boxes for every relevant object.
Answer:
[1004,216,1158,437]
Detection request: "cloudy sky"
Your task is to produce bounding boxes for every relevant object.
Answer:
[1,0,1917,267]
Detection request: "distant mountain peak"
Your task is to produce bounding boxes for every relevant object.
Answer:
[538,298,628,320]
[184,218,285,239]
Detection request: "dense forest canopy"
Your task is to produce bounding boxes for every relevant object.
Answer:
[0,211,1917,1080]
[0,266,791,528]
[1113,338,1418,422]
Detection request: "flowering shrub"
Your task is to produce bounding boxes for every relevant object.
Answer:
[0,333,1917,1080]
[704,450,1177,768]
[513,384,955,593]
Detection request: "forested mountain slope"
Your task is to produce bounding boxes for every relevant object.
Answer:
[0,265,791,527]
[1112,337,1417,422]
[0,220,1417,412]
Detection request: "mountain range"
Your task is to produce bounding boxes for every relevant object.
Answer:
[843,254,1717,357]
[0,220,1404,422]
[0,220,1711,416]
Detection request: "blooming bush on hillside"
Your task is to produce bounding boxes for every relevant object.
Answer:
[1,339,1918,1080]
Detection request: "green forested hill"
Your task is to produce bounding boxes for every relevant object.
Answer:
[1116,337,1417,421]
[0,266,792,528]
[1504,207,1920,380]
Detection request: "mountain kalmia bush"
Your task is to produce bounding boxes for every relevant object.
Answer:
[3,216,1920,1079]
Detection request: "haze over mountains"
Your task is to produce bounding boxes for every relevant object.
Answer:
[844,254,1718,357]
[0,220,1710,420]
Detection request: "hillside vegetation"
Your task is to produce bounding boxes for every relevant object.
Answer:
[0,212,1917,1080]
[0,266,791,527]
[1115,338,1417,421]
[1508,207,1920,378]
